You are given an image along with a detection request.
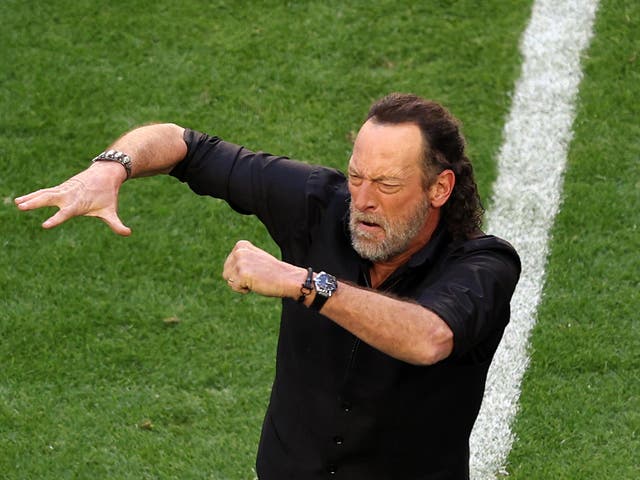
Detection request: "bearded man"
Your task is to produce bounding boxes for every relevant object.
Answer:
[16,93,520,479]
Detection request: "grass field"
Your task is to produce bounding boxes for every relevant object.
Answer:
[505,1,639,477]
[1,0,637,478]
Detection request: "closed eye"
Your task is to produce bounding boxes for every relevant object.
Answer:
[377,182,402,194]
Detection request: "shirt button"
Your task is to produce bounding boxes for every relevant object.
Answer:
[328,464,338,475]
[333,436,344,446]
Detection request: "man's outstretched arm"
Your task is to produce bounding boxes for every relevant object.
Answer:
[15,123,186,235]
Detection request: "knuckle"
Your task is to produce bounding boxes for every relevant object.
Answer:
[235,239,253,250]
[235,259,250,276]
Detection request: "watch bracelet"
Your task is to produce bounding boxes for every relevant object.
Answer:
[92,149,132,179]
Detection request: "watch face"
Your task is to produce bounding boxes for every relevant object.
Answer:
[315,272,337,297]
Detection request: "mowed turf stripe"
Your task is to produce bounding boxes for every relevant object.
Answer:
[468,1,600,478]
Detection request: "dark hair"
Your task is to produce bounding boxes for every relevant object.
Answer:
[367,92,484,241]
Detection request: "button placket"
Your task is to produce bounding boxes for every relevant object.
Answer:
[329,396,350,476]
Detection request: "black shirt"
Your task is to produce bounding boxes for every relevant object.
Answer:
[170,129,521,480]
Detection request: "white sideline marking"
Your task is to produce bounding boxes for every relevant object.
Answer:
[469,1,599,478]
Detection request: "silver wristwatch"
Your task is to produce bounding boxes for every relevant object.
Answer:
[310,271,338,311]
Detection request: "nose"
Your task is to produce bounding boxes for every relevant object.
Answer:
[350,181,378,212]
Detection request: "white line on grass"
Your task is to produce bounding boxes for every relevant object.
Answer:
[469,1,599,478]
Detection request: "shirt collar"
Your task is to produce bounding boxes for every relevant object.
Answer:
[406,221,451,268]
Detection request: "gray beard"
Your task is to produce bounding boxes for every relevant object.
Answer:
[348,197,431,263]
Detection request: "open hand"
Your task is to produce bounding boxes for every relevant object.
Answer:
[15,162,131,236]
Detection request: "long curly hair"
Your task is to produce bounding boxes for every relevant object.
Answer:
[367,93,484,241]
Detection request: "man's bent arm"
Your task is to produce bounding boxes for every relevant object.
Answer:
[316,282,454,366]
[224,240,454,366]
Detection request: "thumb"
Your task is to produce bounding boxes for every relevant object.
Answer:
[100,211,132,236]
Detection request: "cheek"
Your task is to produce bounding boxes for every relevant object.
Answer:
[382,192,423,216]
[380,199,402,216]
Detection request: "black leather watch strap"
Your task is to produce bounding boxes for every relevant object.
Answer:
[309,292,330,311]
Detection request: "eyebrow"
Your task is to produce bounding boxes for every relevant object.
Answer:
[348,166,407,183]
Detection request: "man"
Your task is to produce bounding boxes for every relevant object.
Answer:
[16,93,520,479]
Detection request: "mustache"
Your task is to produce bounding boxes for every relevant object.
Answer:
[349,208,387,228]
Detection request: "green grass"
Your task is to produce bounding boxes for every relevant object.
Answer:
[4,0,636,478]
[1,1,532,477]
[504,0,640,478]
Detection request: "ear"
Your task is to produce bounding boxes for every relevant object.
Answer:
[428,169,455,208]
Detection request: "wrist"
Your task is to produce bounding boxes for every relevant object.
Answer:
[309,271,338,311]
[297,267,314,303]
[288,266,312,301]
[91,149,132,180]
[89,157,129,184]
[292,268,339,310]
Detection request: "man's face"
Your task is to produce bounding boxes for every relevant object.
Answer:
[348,119,433,263]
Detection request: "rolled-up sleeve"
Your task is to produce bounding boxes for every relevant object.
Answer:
[417,238,521,360]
